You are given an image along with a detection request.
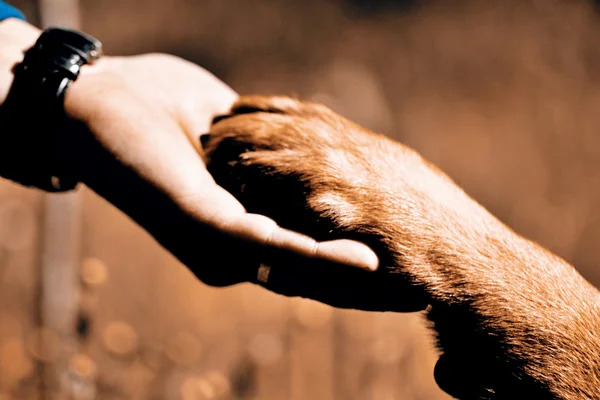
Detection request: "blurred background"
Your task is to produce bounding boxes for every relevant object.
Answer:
[2,0,600,398]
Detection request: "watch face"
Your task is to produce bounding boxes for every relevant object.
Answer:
[40,27,103,64]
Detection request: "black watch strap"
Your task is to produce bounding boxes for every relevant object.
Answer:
[0,26,102,192]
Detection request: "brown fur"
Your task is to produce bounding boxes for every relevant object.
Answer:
[204,95,600,399]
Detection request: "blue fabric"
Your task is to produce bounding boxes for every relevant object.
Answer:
[0,1,25,22]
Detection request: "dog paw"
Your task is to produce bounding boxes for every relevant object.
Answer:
[203,95,396,244]
[202,95,471,270]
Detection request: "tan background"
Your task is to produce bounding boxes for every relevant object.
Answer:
[1,0,600,398]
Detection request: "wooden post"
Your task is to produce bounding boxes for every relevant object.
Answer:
[39,193,81,338]
[37,2,83,398]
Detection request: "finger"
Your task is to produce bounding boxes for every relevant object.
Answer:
[316,239,379,271]
[215,212,379,271]
[176,188,379,272]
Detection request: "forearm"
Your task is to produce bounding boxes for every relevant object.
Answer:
[385,196,600,398]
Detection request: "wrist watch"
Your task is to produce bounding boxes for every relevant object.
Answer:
[0,26,102,192]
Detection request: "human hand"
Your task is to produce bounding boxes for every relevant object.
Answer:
[0,19,379,287]
[63,55,379,286]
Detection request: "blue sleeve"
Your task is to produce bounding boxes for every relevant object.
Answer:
[0,1,25,22]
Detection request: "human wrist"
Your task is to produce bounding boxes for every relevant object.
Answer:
[62,56,118,122]
[0,24,104,191]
